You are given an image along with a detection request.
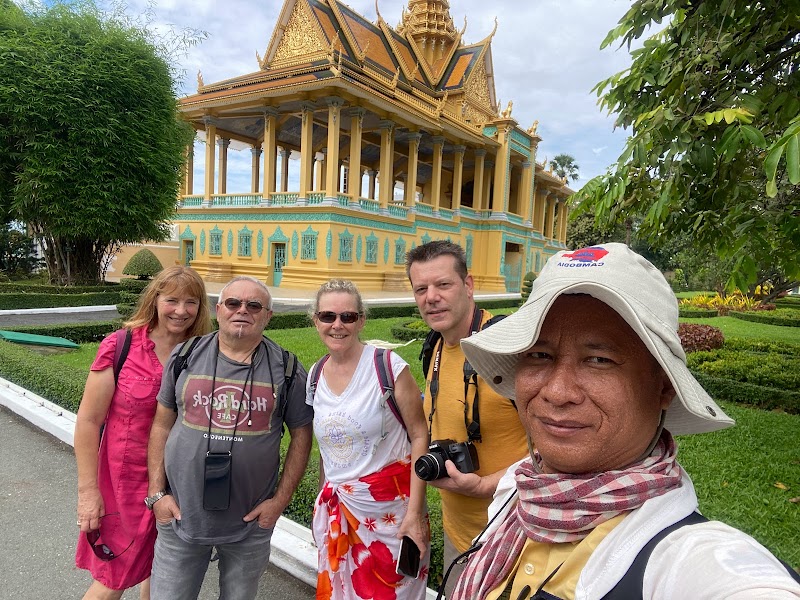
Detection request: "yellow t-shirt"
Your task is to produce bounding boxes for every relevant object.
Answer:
[487,514,627,600]
[423,312,529,553]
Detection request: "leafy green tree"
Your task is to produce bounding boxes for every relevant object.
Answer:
[0,2,196,284]
[0,225,42,277]
[550,154,580,182]
[573,0,799,295]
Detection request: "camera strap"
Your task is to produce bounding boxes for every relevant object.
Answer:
[206,337,259,456]
[427,306,484,443]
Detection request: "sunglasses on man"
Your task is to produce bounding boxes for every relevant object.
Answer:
[86,513,134,562]
[221,298,266,313]
[315,311,362,324]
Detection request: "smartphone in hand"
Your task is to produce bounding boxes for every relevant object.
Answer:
[396,536,421,578]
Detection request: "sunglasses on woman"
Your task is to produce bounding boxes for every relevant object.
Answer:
[315,311,361,324]
[222,298,265,313]
[86,513,134,562]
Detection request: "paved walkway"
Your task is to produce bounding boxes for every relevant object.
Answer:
[0,406,316,599]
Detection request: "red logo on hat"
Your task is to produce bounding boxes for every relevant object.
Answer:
[562,246,609,263]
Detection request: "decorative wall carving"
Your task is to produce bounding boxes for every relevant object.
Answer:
[273,1,324,64]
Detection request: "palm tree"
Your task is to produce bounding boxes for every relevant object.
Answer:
[550,154,580,182]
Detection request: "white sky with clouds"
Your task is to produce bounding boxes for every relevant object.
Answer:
[115,0,638,193]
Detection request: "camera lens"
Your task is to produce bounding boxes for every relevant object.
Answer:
[414,453,445,481]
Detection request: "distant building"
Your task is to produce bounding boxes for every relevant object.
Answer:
[170,0,572,291]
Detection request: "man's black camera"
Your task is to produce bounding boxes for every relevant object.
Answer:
[414,439,480,481]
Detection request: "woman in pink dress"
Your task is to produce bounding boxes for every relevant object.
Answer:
[74,266,212,600]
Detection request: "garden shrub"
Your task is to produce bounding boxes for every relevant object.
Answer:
[679,308,718,318]
[520,271,536,305]
[390,319,429,341]
[686,338,800,414]
[729,308,800,327]
[0,341,86,412]
[678,323,724,353]
[118,278,150,293]
[0,282,117,294]
[775,297,800,309]
[5,321,121,342]
[0,291,122,310]
[122,249,162,280]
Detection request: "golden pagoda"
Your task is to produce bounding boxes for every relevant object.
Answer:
[169,0,572,291]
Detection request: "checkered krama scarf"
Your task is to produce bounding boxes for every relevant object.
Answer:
[452,431,683,600]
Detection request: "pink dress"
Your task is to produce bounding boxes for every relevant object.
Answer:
[75,326,163,590]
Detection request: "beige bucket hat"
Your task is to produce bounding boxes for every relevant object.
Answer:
[461,243,734,435]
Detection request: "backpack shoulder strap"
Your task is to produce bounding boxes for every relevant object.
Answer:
[374,348,410,440]
[113,329,132,383]
[308,354,331,401]
[172,335,201,382]
[278,348,298,417]
[602,512,709,599]
[420,329,442,379]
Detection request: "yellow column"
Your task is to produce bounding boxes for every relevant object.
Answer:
[473,149,485,211]
[559,199,569,243]
[250,146,261,193]
[348,108,365,199]
[262,108,278,200]
[378,120,395,210]
[325,98,343,199]
[299,102,315,199]
[482,159,494,213]
[534,189,546,233]
[452,145,465,213]
[545,194,557,240]
[405,132,421,209]
[521,160,534,225]
[279,147,289,192]
[367,170,377,199]
[183,144,194,195]
[492,127,509,214]
[430,136,444,213]
[203,119,216,204]
[217,138,230,195]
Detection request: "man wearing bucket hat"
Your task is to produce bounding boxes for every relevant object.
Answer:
[449,243,800,599]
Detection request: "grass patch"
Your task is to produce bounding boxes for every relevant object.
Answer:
[677,400,800,570]
[680,315,800,345]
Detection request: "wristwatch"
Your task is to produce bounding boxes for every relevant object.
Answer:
[144,490,169,510]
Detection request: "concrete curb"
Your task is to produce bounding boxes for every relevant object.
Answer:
[0,375,439,598]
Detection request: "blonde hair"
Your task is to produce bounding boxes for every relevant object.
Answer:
[124,266,213,337]
[309,279,367,320]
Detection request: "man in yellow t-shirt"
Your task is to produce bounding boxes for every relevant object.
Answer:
[406,241,528,596]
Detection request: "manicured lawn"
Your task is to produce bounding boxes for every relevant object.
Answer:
[47,314,800,574]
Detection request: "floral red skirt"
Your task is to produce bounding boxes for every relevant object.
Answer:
[313,459,429,600]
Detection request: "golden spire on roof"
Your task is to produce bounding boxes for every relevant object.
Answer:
[400,0,457,63]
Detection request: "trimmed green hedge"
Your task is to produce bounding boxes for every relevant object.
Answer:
[775,296,800,309]
[391,319,429,341]
[6,321,121,343]
[0,291,122,310]
[679,308,718,318]
[729,308,800,327]
[119,278,150,293]
[0,282,118,294]
[0,340,87,412]
[687,338,800,414]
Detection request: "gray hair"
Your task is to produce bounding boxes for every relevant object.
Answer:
[219,276,273,310]
[309,279,367,320]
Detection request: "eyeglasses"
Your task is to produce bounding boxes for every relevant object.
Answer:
[315,311,361,324]
[86,513,134,562]
[222,298,266,313]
